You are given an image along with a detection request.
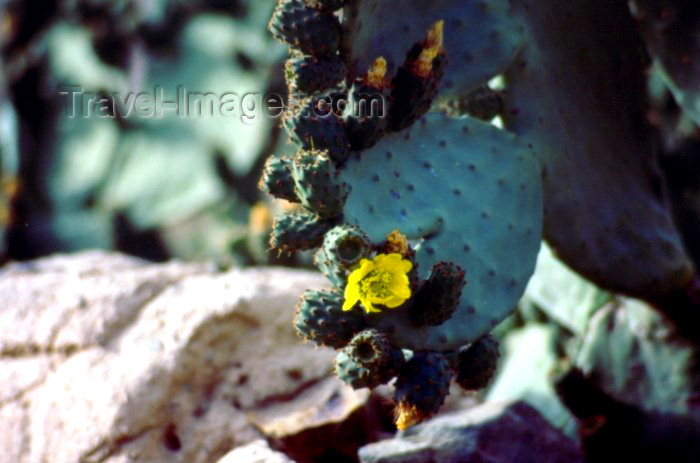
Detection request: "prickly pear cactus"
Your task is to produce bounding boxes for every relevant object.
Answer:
[502,0,695,298]
[263,0,541,428]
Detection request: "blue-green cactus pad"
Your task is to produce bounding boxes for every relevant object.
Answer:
[343,0,525,99]
[340,113,542,351]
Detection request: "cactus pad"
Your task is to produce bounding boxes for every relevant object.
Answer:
[339,113,542,351]
[503,0,694,298]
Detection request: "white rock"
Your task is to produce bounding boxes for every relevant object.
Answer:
[217,439,294,463]
[0,251,334,463]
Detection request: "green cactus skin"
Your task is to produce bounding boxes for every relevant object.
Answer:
[313,224,371,288]
[283,98,349,164]
[340,113,543,351]
[347,328,404,372]
[409,261,466,327]
[291,150,348,219]
[285,54,347,95]
[442,86,504,121]
[269,209,332,252]
[294,289,367,348]
[259,156,299,203]
[387,46,446,132]
[394,352,453,424]
[335,351,379,390]
[268,0,340,56]
[502,0,694,299]
[345,80,390,150]
[343,0,525,99]
[455,335,500,391]
[335,329,405,389]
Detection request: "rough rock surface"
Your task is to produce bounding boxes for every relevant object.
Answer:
[0,251,351,463]
[216,439,294,463]
[358,401,584,463]
[249,376,395,462]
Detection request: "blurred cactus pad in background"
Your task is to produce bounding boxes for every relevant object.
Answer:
[2,0,700,460]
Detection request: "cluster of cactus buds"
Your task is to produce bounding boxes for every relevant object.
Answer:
[261,0,530,429]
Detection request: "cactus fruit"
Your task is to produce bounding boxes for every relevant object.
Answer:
[294,289,367,348]
[409,261,466,327]
[291,150,348,218]
[269,209,332,252]
[259,156,298,203]
[268,0,340,56]
[314,225,371,288]
[335,329,405,389]
[455,335,500,391]
[283,97,349,164]
[336,328,405,388]
[285,54,346,95]
[335,351,383,390]
[387,21,447,132]
[394,352,453,430]
[345,57,391,150]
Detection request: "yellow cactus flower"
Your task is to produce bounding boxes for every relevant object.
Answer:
[343,253,413,313]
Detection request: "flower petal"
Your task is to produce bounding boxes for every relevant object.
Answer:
[361,297,380,313]
[341,251,413,315]
[383,295,407,308]
[348,259,374,285]
[342,292,359,311]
